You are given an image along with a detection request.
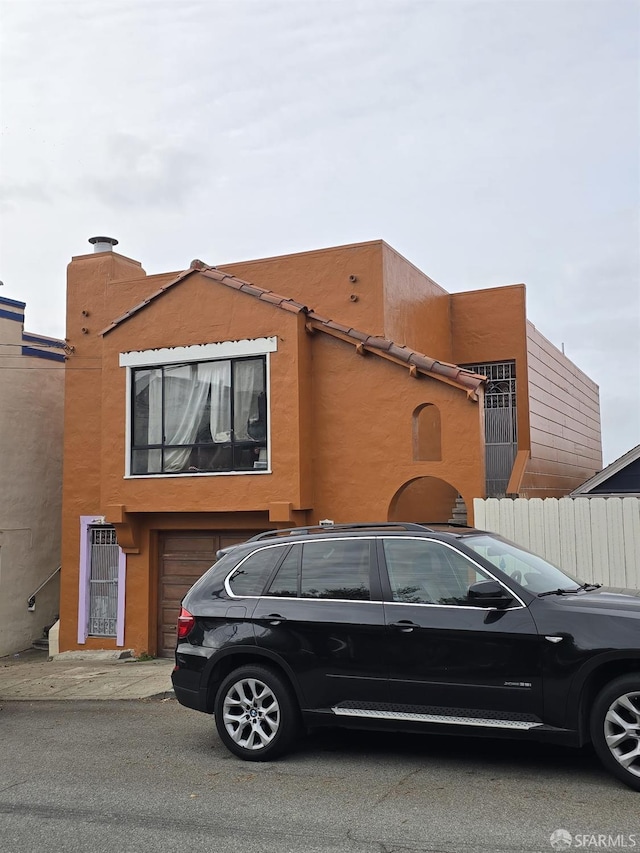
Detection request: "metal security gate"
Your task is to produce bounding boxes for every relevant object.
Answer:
[88,527,119,636]
[462,360,518,497]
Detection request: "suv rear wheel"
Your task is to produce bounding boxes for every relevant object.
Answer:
[214,664,300,761]
[590,674,640,791]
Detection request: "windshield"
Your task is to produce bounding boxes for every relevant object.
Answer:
[462,534,583,594]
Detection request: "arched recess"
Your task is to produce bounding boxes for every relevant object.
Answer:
[413,404,441,461]
[388,476,461,524]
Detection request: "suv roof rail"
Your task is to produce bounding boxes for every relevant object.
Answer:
[246,522,434,543]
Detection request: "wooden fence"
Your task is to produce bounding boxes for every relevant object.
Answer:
[473,497,640,590]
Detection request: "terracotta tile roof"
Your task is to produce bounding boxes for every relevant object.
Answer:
[100,267,198,335]
[305,313,484,397]
[101,261,485,398]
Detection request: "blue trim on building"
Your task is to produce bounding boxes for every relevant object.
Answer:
[0,296,26,309]
[21,346,66,363]
[22,333,66,348]
[0,308,25,323]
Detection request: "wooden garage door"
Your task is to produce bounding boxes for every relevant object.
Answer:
[158,531,259,657]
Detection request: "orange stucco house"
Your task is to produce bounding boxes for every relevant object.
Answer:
[60,238,602,656]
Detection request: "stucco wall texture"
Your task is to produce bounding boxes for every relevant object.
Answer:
[0,308,64,656]
[59,240,602,655]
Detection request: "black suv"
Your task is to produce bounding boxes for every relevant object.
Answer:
[171,522,640,790]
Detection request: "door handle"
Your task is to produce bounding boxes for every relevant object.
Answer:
[389,620,419,633]
[260,613,286,626]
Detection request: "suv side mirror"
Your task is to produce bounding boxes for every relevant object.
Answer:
[467,580,514,609]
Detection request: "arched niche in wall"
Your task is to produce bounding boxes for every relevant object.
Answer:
[413,403,442,461]
[388,476,461,524]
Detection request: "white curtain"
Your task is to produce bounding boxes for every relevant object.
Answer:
[234,360,264,441]
[146,369,163,473]
[141,359,261,473]
[208,361,232,442]
[163,362,229,471]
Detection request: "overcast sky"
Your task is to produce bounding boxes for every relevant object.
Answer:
[0,0,638,465]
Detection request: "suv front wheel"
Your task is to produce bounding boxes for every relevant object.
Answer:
[590,674,640,791]
[214,664,300,761]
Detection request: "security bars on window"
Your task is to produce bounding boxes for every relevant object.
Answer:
[461,360,518,498]
[88,527,119,637]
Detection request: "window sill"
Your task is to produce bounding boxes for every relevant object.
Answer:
[124,469,272,479]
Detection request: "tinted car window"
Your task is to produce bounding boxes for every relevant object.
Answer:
[266,546,300,597]
[265,539,372,600]
[383,538,488,605]
[228,546,287,596]
[300,539,371,600]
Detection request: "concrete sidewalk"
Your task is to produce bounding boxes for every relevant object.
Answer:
[0,649,175,701]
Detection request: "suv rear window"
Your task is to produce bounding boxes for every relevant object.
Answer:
[228,546,288,597]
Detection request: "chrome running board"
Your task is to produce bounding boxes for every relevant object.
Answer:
[331,706,542,730]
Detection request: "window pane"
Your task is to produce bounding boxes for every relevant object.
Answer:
[164,365,202,445]
[228,546,286,596]
[132,448,162,475]
[129,356,266,476]
[133,368,161,447]
[190,444,233,473]
[383,538,488,605]
[301,540,371,600]
[234,360,266,441]
[206,361,231,443]
[163,364,214,473]
[267,547,300,597]
[233,445,264,471]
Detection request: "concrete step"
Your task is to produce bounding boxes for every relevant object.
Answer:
[31,621,57,652]
[448,495,468,525]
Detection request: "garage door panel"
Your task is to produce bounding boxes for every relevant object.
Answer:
[161,536,219,553]
[161,630,178,657]
[162,562,217,581]
[157,530,259,657]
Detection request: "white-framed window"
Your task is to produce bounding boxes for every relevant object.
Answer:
[120,338,276,477]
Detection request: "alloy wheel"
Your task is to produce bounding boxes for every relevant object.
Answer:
[222,677,281,751]
[603,691,640,778]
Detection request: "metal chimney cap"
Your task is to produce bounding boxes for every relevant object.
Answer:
[88,236,119,253]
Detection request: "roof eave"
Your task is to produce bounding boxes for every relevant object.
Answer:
[570,443,640,495]
[305,316,484,399]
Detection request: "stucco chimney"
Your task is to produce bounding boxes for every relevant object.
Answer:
[88,236,119,253]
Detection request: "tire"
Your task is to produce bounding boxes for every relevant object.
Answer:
[589,674,640,791]
[214,664,300,761]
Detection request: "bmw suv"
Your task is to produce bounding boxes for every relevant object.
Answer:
[171,522,640,791]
